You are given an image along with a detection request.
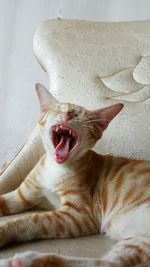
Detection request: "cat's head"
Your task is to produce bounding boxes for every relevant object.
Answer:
[36,84,123,164]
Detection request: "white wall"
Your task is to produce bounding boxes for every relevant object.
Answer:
[0,0,150,167]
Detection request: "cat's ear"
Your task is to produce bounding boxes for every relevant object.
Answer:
[35,83,59,112]
[91,103,124,131]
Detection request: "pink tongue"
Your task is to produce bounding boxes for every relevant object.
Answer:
[55,135,71,163]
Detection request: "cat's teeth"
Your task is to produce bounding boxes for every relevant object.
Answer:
[69,130,72,135]
[56,126,59,132]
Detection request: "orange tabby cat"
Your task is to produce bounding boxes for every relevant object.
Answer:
[0,84,149,267]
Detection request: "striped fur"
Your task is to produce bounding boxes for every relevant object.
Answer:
[0,84,149,267]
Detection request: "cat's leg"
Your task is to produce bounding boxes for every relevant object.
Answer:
[0,237,149,267]
[0,163,44,216]
[100,235,150,266]
[0,251,101,267]
[1,237,150,267]
[0,127,44,195]
[0,208,99,247]
[10,236,149,267]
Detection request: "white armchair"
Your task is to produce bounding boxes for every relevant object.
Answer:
[0,19,150,259]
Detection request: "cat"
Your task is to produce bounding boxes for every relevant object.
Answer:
[0,83,149,267]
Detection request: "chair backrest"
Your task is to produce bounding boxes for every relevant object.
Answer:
[34,19,150,160]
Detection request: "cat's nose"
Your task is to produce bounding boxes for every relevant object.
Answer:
[61,112,74,123]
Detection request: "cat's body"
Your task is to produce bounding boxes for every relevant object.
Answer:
[0,84,149,267]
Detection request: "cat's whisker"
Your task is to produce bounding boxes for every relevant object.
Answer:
[83,119,107,124]
[74,121,95,129]
[80,125,95,130]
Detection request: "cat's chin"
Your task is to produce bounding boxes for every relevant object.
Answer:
[50,124,82,164]
[54,154,70,164]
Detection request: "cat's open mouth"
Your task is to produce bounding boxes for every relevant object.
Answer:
[51,125,81,163]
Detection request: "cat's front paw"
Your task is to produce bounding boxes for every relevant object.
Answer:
[0,251,71,267]
[0,252,38,267]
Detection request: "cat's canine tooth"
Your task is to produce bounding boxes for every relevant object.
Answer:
[56,126,59,132]
[69,130,72,135]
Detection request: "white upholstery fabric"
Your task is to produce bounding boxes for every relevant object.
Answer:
[34,19,150,160]
[0,19,150,259]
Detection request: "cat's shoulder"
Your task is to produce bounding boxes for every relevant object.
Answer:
[93,150,149,167]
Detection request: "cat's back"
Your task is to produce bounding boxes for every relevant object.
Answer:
[98,153,150,183]
[93,153,150,218]
[93,153,150,239]
[98,154,150,205]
